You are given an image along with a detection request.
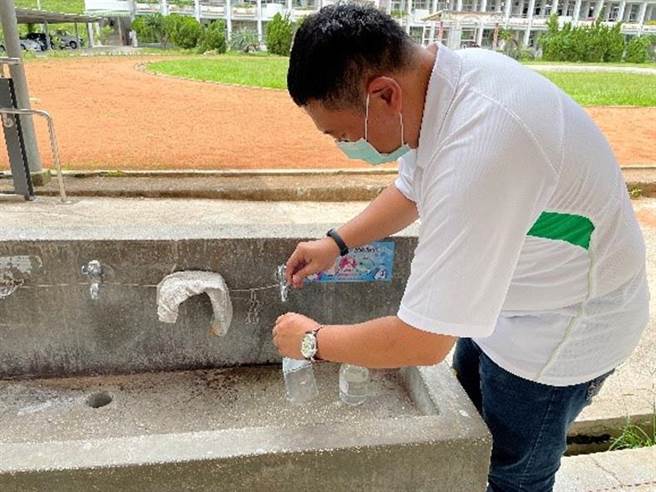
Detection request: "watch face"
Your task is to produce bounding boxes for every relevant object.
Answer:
[301,333,317,358]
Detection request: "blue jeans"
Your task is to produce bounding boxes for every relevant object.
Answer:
[452,338,614,492]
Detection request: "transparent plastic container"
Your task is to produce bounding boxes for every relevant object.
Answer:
[339,364,370,406]
[282,357,318,405]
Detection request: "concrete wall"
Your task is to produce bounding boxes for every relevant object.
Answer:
[0,233,417,378]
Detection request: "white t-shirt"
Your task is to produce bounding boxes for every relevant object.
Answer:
[395,45,650,386]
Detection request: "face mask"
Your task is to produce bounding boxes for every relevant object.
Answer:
[336,93,411,165]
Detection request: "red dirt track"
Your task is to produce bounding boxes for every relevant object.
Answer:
[0,56,654,170]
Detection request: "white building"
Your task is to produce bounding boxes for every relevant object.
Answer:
[85,0,656,49]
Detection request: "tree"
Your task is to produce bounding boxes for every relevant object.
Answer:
[143,13,169,48]
[167,15,203,49]
[266,13,294,56]
[198,20,227,54]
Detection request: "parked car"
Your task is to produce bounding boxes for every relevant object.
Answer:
[0,39,42,52]
[24,32,55,51]
[14,38,43,52]
[55,30,84,49]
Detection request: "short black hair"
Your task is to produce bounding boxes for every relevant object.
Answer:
[287,4,415,109]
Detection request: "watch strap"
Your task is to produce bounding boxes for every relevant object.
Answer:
[308,325,324,362]
[327,228,349,256]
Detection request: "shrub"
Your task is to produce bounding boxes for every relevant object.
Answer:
[131,16,159,44]
[625,36,652,63]
[166,15,203,49]
[539,14,626,63]
[99,25,114,45]
[141,13,170,47]
[605,23,625,62]
[266,13,294,56]
[229,29,259,53]
[517,48,536,61]
[198,20,227,53]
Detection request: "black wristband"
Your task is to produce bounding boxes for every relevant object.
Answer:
[326,228,349,256]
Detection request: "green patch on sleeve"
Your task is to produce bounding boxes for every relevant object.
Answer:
[527,212,595,250]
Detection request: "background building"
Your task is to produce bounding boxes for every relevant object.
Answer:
[84,0,656,49]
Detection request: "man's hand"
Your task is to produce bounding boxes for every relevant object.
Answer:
[285,237,340,288]
[272,312,321,359]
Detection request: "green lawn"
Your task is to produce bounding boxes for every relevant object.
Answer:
[524,60,656,68]
[148,55,656,107]
[148,55,289,90]
[539,72,656,107]
[15,0,85,13]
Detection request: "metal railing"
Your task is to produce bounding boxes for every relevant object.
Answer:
[0,107,69,203]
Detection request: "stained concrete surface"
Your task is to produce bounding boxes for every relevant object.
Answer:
[0,364,422,443]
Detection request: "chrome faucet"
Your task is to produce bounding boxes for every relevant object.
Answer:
[275,264,289,303]
[81,260,103,300]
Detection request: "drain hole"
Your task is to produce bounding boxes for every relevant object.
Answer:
[86,391,112,408]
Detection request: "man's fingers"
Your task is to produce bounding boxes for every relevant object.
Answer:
[292,263,316,288]
[276,312,295,325]
[285,246,306,285]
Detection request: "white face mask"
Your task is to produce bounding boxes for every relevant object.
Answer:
[336,93,411,165]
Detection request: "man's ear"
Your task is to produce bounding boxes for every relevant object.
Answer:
[367,76,403,112]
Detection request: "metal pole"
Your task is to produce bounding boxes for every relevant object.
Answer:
[0,0,45,181]
[0,108,69,203]
[74,22,80,48]
[44,20,52,50]
[86,23,95,48]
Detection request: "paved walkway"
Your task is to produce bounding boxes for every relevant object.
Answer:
[555,446,656,491]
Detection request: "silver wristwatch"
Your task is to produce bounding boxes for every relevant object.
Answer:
[300,325,323,362]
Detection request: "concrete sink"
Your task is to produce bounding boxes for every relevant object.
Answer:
[0,200,491,491]
[0,363,490,491]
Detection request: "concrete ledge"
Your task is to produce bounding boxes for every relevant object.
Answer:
[1,173,395,202]
[1,167,652,201]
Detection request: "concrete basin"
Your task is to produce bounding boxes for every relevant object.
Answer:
[0,363,490,491]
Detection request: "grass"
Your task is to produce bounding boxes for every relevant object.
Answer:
[15,0,85,13]
[148,55,656,106]
[147,54,289,89]
[540,72,656,106]
[609,413,656,451]
[523,60,656,68]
